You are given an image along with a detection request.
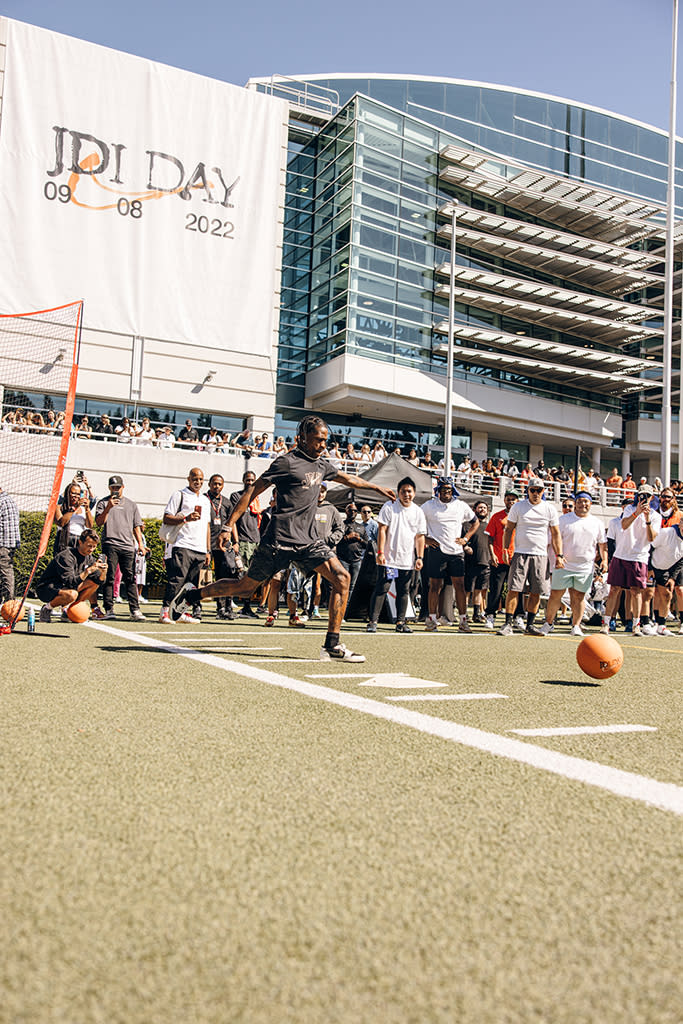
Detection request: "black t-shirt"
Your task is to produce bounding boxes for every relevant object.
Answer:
[465,520,490,565]
[228,489,261,543]
[336,519,368,562]
[205,492,232,548]
[258,450,338,548]
[178,427,198,442]
[37,546,96,591]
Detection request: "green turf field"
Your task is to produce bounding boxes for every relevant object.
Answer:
[2,604,682,1024]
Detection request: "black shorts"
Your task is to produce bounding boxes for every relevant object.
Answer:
[653,558,683,587]
[36,582,66,603]
[465,563,491,591]
[247,540,336,583]
[425,547,465,580]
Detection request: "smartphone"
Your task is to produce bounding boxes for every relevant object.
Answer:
[97,554,107,565]
[194,505,202,515]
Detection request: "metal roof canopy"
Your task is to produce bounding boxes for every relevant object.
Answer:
[439,143,666,246]
[433,283,661,345]
[433,341,662,395]
[433,262,657,324]
[438,221,661,295]
[432,319,663,374]
[436,202,659,270]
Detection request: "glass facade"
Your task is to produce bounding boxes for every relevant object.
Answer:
[268,77,672,459]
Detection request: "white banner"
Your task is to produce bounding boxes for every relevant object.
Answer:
[0,20,287,356]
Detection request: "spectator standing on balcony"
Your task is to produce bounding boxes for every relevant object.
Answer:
[177,419,199,449]
[605,467,623,502]
[202,426,221,453]
[371,440,387,464]
[157,425,175,449]
[74,416,92,440]
[97,414,115,440]
[115,416,134,443]
[327,441,342,468]
[534,459,550,481]
[623,472,636,497]
[344,442,357,466]
[95,475,147,621]
[437,453,456,476]
[44,409,58,435]
[134,417,155,447]
[273,436,288,458]
[232,427,255,458]
[406,448,420,467]
[0,485,20,603]
[420,450,437,472]
[256,432,272,458]
[506,458,520,480]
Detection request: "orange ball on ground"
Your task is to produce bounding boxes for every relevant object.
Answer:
[576,634,624,680]
[1,599,25,622]
[66,601,92,623]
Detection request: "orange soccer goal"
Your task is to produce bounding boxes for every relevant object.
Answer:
[0,301,83,632]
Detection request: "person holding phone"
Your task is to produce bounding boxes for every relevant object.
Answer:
[95,475,147,621]
[36,529,107,622]
[601,484,661,637]
[53,480,95,553]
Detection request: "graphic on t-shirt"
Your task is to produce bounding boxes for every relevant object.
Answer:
[302,471,324,490]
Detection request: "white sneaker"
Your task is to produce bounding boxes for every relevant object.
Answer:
[640,623,656,636]
[570,624,585,636]
[599,623,609,634]
[178,612,201,624]
[158,609,171,623]
[437,615,452,627]
[138,596,149,604]
[513,616,525,632]
[484,614,495,629]
[319,643,366,663]
[497,622,514,636]
[632,623,643,637]
[130,610,146,622]
[114,596,123,603]
[539,621,554,635]
[657,625,673,636]
[679,623,683,635]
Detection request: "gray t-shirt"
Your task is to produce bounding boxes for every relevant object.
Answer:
[95,495,143,550]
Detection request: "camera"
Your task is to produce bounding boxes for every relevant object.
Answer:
[75,470,84,481]
[637,492,650,504]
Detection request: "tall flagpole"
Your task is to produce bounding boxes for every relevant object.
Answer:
[445,201,458,476]
[662,0,679,485]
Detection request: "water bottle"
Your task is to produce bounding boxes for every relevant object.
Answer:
[234,553,245,572]
[27,606,35,633]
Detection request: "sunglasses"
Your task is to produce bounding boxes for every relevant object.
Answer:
[529,487,543,493]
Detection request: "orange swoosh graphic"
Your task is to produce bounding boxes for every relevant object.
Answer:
[67,152,208,209]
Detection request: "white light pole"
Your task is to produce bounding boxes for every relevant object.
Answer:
[662,0,679,485]
[445,201,458,475]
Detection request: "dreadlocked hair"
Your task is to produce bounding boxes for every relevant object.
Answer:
[297,414,328,443]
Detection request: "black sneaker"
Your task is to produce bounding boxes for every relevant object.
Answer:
[240,606,259,618]
[366,622,377,633]
[395,622,412,633]
[525,624,544,637]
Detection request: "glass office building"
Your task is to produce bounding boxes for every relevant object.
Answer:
[250,75,675,476]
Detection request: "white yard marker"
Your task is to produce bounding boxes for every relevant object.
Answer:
[358,674,447,689]
[85,622,683,817]
[510,724,658,737]
[387,693,509,702]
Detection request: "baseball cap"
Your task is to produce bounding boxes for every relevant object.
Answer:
[637,483,654,497]
[109,475,123,486]
[505,488,520,498]
[528,477,545,489]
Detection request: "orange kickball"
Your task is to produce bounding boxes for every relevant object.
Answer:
[66,601,92,623]
[576,634,624,680]
[1,599,25,622]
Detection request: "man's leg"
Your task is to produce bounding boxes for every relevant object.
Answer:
[102,545,119,612]
[394,569,412,630]
[451,575,472,633]
[368,571,391,627]
[544,588,566,625]
[427,578,443,622]
[316,557,364,661]
[118,548,140,614]
[0,546,15,602]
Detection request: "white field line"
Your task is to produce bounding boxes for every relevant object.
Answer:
[510,724,658,737]
[387,693,510,702]
[86,622,683,817]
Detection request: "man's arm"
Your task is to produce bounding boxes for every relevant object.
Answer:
[597,541,608,572]
[332,470,395,502]
[329,508,345,548]
[224,478,271,532]
[502,522,515,553]
[550,525,564,565]
[376,523,388,565]
[461,517,480,545]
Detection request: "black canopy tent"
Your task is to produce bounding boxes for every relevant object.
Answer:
[325,453,492,509]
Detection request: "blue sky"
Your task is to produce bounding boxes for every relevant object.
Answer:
[0,0,680,133]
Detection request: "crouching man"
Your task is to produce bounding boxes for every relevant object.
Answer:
[36,528,106,621]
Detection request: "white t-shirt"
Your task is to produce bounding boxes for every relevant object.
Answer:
[557,512,606,572]
[421,497,475,556]
[164,488,211,553]
[135,428,155,447]
[613,505,661,563]
[651,523,683,569]
[506,498,559,555]
[378,499,427,569]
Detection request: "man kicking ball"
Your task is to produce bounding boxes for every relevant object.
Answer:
[169,415,396,661]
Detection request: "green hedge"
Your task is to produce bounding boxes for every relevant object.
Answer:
[16,513,168,595]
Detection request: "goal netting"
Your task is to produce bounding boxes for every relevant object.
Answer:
[0,301,83,628]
